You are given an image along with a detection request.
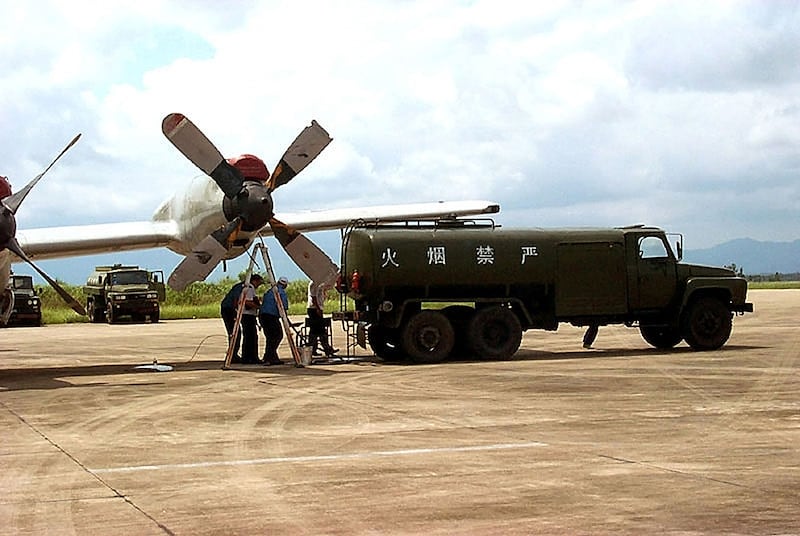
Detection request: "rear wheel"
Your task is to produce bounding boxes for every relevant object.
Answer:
[681,296,732,350]
[87,299,105,323]
[368,324,402,361]
[400,310,454,364]
[467,305,522,360]
[640,325,683,349]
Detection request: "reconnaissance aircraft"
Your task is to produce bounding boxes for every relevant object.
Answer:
[1,115,499,324]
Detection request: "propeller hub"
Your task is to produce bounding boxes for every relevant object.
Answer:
[0,207,15,248]
[222,180,274,232]
[0,176,11,199]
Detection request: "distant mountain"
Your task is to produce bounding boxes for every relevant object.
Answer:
[684,238,800,275]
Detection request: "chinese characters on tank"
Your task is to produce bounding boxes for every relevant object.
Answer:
[379,245,540,268]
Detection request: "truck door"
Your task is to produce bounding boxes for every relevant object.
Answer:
[151,271,166,302]
[629,234,677,311]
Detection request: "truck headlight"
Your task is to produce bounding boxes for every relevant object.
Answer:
[379,300,394,312]
[147,293,157,299]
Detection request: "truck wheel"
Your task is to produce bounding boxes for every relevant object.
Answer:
[441,305,475,359]
[401,310,455,364]
[368,325,402,361]
[150,309,160,323]
[467,306,522,360]
[640,325,683,349]
[87,299,104,323]
[681,296,732,351]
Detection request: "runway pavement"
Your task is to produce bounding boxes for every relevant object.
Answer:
[1,289,798,535]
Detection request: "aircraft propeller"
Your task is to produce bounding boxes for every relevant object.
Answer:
[162,114,338,290]
[1,134,87,316]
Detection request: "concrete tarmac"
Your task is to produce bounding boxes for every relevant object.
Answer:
[1,289,798,535]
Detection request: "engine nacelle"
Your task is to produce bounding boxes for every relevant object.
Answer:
[150,174,262,261]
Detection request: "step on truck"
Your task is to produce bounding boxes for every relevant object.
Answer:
[84,264,165,324]
[336,221,753,363]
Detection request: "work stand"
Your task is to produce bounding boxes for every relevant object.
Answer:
[223,243,302,369]
[331,310,363,358]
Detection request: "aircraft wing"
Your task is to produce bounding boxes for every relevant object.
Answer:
[16,221,180,261]
[274,200,501,233]
[13,200,499,262]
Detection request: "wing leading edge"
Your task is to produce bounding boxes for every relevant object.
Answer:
[16,221,179,260]
[13,200,500,262]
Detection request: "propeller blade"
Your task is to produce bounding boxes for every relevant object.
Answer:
[268,217,338,286]
[0,287,13,326]
[167,219,242,291]
[3,133,81,214]
[6,238,86,316]
[162,113,244,198]
[266,120,332,192]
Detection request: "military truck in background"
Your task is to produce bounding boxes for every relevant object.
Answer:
[84,265,165,324]
[1,273,42,327]
[336,221,753,363]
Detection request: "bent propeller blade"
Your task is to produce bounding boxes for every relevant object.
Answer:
[7,238,86,315]
[162,113,243,199]
[267,120,332,192]
[4,133,81,214]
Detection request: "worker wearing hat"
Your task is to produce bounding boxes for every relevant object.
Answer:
[259,276,290,365]
[240,274,264,364]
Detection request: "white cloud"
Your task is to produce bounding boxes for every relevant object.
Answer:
[3,0,800,283]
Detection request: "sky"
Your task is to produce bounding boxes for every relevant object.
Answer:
[2,0,799,284]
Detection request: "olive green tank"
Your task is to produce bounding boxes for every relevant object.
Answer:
[337,221,752,364]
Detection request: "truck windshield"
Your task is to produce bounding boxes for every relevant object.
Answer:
[12,277,34,290]
[109,271,149,285]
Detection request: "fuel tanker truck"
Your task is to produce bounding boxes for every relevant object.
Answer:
[335,221,753,363]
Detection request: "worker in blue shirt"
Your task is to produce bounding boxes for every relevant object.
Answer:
[260,276,289,365]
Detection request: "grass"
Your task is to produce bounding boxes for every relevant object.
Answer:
[41,293,341,325]
[748,281,800,289]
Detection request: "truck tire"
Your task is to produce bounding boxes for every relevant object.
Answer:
[681,296,732,351]
[368,324,402,361]
[150,309,160,323]
[87,299,104,323]
[640,325,683,349]
[467,306,522,360]
[401,310,455,364]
